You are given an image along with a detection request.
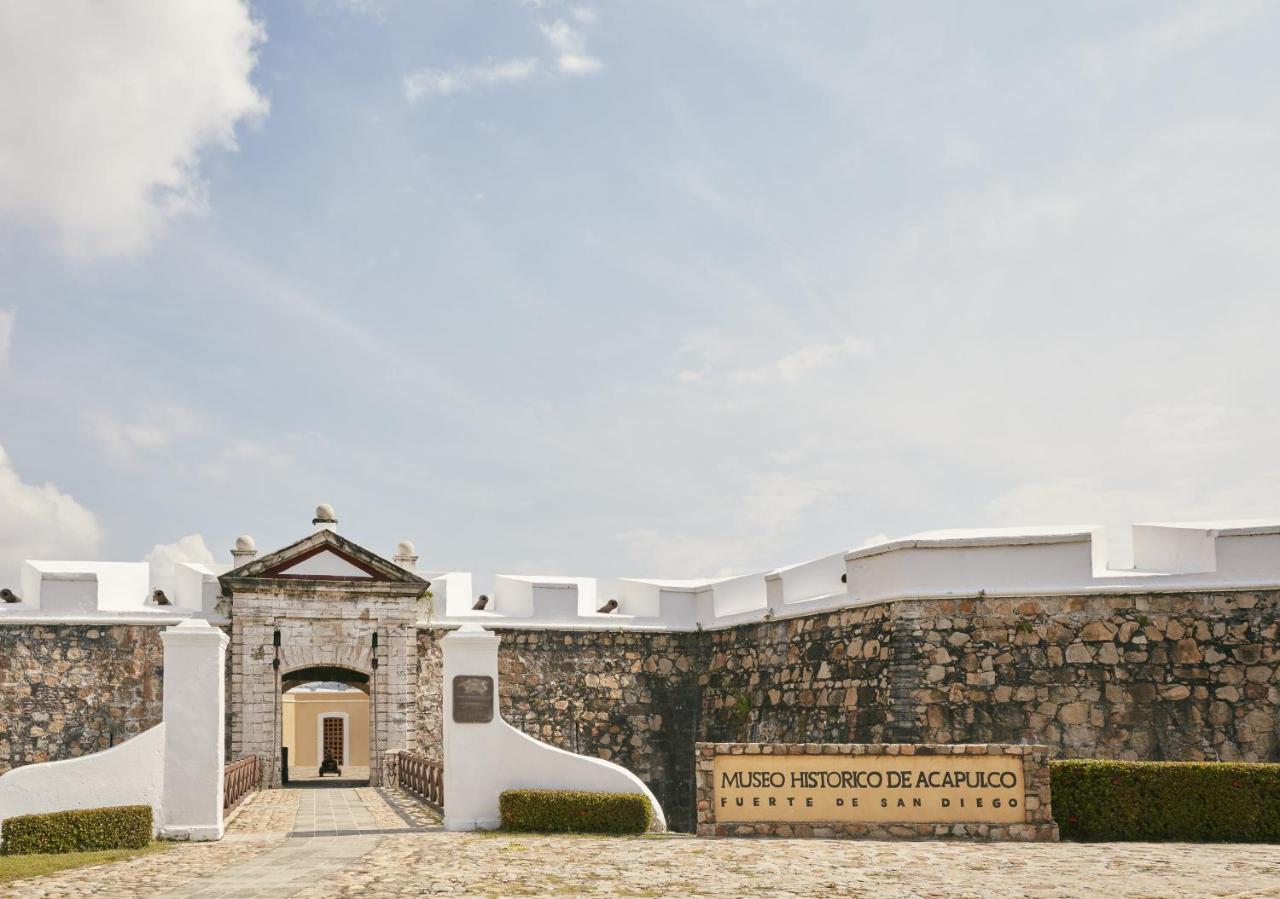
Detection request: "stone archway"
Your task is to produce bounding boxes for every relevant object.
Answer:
[281,664,372,782]
[282,665,370,694]
[219,528,430,788]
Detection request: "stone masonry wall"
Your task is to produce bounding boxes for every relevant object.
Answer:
[3,587,1276,833]
[417,589,1279,831]
[893,590,1280,761]
[696,590,1280,764]
[0,624,164,776]
[698,605,898,746]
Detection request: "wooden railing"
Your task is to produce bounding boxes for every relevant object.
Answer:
[224,755,260,811]
[385,752,443,809]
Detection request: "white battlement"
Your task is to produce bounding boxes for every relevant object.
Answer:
[3,520,1279,630]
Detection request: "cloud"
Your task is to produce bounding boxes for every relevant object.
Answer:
[618,470,834,576]
[0,310,12,366]
[675,333,871,386]
[540,19,602,74]
[984,395,1280,527]
[201,440,295,481]
[144,534,216,589]
[0,444,101,585]
[1082,1,1267,85]
[730,337,872,385]
[403,58,540,101]
[88,406,204,461]
[303,0,385,18]
[403,5,602,104]
[0,1,267,260]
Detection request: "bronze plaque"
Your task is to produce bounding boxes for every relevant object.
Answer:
[452,675,494,723]
[713,753,1024,824]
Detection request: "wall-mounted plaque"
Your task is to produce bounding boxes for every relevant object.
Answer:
[452,675,494,723]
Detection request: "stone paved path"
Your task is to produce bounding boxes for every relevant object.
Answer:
[5,788,1280,898]
[0,786,438,899]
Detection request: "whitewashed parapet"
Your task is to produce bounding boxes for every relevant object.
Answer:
[6,521,1280,632]
[423,523,1280,632]
[172,562,231,618]
[18,561,149,613]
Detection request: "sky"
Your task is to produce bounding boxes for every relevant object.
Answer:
[1,1,1279,587]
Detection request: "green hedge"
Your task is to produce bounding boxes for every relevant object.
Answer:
[500,789,652,834]
[1,805,153,855]
[1051,759,1280,842]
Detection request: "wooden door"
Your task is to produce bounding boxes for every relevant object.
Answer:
[322,717,344,765]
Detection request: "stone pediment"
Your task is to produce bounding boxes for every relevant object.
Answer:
[220,529,429,588]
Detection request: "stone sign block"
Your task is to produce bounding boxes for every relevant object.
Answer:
[696,742,1057,841]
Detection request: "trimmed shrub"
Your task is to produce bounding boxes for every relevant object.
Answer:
[500,789,652,835]
[1,805,153,855]
[1051,759,1280,842]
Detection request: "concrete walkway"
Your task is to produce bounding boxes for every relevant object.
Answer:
[151,786,439,899]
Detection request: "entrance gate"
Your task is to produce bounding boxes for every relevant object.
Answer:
[218,522,431,788]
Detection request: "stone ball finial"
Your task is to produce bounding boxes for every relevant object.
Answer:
[396,540,416,557]
[234,534,256,552]
[314,503,336,522]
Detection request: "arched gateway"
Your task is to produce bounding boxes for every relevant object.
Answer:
[218,515,430,787]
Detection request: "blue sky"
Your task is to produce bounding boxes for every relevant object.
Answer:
[2,1,1279,584]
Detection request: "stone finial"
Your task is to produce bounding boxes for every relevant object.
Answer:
[394,540,419,572]
[231,534,258,568]
[313,503,338,531]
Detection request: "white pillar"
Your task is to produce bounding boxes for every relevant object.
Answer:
[442,624,501,831]
[160,619,228,841]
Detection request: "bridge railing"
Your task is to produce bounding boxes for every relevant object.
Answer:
[384,752,443,809]
[224,754,260,811]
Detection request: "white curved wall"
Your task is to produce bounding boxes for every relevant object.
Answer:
[0,619,228,844]
[442,625,665,831]
[0,724,166,838]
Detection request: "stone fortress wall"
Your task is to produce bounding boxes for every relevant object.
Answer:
[2,587,1278,832]
[0,625,164,774]
[406,587,1280,831]
[3,519,1279,832]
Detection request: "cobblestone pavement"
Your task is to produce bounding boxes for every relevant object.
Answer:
[226,788,301,835]
[6,788,1280,899]
[286,833,1280,898]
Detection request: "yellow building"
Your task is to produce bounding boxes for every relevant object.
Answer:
[282,682,370,769]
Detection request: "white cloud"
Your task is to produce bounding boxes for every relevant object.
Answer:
[540,19,602,74]
[0,310,12,367]
[89,406,204,461]
[618,470,834,576]
[730,337,872,384]
[403,6,601,104]
[304,0,385,18]
[0,1,267,260]
[201,440,295,481]
[0,444,101,585]
[403,58,540,101]
[1082,1,1266,86]
[144,534,216,589]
